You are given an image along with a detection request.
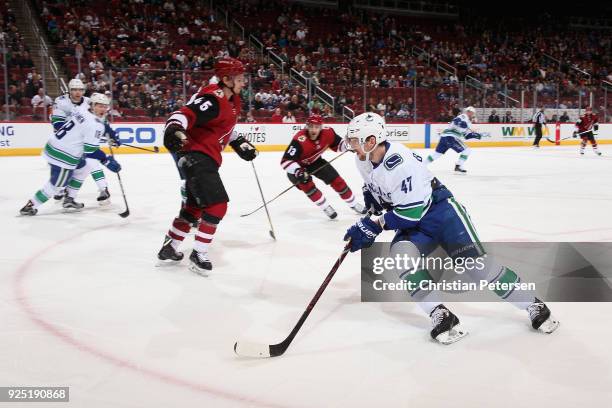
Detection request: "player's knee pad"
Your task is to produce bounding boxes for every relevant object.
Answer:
[389,239,434,296]
[295,179,317,194]
[179,205,202,225]
[202,201,227,224]
[330,176,349,194]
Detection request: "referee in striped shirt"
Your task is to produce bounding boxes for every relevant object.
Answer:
[532,107,546,148]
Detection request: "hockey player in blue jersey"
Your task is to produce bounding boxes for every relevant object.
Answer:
[427,106,482,173]
[343,112,559,344]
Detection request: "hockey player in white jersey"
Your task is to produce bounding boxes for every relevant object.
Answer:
[427,106,482,173]
[50,79,115,203]
[343,112,559,344]
[19,93,121,215]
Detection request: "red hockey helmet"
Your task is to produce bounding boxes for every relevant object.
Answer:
[214,57,245,78]
[306,113,323,126]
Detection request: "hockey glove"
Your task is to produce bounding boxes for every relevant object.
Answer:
[573,131,578,138]
[102,156,121,173]
[343,217,382,252]
[229,136,258,161]
[362,185,383,216]
[104,123,121,147]
[164,123,187,153]
[294,168,311,184]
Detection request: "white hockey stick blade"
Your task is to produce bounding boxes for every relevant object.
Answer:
[434,325,469,345]
[234,341,271,358]
[537,317,560,334]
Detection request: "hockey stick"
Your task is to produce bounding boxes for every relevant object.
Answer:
[250,161,276,240]
[545,128,594,144]
[234,240,352,358]
[121,143,160,153]
[108,144,130,218]
[240,150,349,217]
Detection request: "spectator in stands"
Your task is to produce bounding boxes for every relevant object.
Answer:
[559,111,570,122]
[31,88,52,120]
[488,110,501,123]
[7,85,22,107]
[271,108,283,123]
[246,110,256,123]
[253,95,264,110]
[282,110,296,123]
[502,111,514,123]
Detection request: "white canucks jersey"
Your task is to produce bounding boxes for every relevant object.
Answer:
[51,95,91,130]
[440,113,475,139]
[357,142,434,221]
[43,109,105,169]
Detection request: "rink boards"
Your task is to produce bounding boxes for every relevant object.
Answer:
[1,122,611,156]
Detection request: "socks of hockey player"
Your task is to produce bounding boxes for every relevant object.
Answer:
[329,176,361,210]
[455,148,471,169]
[427,151,443,163]
[91,169,108,192]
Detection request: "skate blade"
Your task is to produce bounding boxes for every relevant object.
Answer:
[538,317,560,334]
[435,325,469,345]
[62,207,84,213]
[98,199,111,206]
[188,262,210,277]
[155,259,183,267]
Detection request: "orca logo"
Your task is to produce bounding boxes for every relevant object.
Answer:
[384,153,403,170]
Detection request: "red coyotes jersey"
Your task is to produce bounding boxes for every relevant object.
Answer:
[166,83,241,166]
[281,127,345,172]
[576,113,598,133]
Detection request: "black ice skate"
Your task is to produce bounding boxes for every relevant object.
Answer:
[323,204,338,219]
[19,200,38,216]
[53,188,66,201]
[527,298,560,334]
[454,165,467,174]
[62,196,84,211]
[157,235,184,265]
[430,304,468,344]
[189,250,212,276]
[96,187,111,205]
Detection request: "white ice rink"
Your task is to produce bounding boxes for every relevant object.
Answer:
[2,145,612,407]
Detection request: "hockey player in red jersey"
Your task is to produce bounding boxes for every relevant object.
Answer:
[574,106,601,156]
[281,113,366,219]
[157,57,258,275]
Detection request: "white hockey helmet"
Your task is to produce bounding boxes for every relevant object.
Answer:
[90,92,110,106]
[346,112,387,153]
[464,106,476,114]
[68,78,85,90]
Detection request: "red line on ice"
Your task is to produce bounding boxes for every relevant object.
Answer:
[13,224,288,408]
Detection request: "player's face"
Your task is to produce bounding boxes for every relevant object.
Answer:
[92,103,109,118]
[228,74,246,94]
[307,124,322,139]
[69,88,84,102]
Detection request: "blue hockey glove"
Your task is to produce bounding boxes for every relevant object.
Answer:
[362,185,383,216]
[344,217,382,252]
[104,123,121,147]
[102,156,121,173]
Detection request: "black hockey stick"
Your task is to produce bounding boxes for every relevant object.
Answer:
[234,240,352,358]
[250,161,276,240]
[108,144,130,218]
[121,143,160,153]
[546,128,593,144]
[240,150,349,217]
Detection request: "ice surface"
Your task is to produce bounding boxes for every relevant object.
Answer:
[2,145,612,407]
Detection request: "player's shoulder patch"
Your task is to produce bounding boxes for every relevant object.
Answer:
[384,153,403,171]
[295,129,308,143]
